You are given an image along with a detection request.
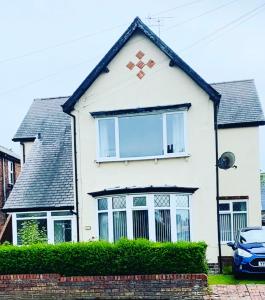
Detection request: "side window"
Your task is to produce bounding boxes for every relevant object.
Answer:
[8,161,14,185]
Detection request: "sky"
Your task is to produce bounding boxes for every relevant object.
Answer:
[0,0,264,169]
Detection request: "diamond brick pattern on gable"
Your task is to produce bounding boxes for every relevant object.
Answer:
[136,50,144,59]
[137,70,145,79]
[147,59,155,68]
[136,60,145,69]
[126,50,156,79]
[126,61,135,70]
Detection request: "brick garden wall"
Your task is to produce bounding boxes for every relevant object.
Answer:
[0,273,207,299]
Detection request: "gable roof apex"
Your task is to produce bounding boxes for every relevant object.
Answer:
[62,17,220,113]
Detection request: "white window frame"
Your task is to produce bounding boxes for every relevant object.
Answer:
[96,110,188,162]
[219,199,248,244]
[12,211,77,245]
[96,193,192,243]
[8,161,14,185]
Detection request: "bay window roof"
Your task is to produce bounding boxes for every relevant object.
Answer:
[88,186,199,197]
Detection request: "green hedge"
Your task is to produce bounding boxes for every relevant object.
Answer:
[0,239,207,276]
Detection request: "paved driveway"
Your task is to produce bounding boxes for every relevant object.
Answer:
[205,284,265,299]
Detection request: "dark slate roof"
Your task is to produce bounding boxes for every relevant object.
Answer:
[62,17,220,113]
[3,97,74,212]
[261,173,265,211]
[212,79,265,128]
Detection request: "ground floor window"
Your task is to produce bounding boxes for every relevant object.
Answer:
[219,200,247,242]
[97,193,191,243]
[13,211,77,245]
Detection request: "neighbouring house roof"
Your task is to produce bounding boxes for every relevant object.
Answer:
[62,17,221,113]
[3,97,74,212]
[261,173,265,212]
[0,145,20,161]
[212,79,265,128]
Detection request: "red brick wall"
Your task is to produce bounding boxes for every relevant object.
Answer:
[0,273,207,299]
[0,155,21,229]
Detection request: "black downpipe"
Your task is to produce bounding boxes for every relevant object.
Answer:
[68,113,80,242]
[214,101,222,274]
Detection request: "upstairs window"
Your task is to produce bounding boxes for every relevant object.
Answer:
[97,111,186,161]
[8,161,14,185]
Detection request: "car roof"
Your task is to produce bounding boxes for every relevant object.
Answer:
[241,226,264,232]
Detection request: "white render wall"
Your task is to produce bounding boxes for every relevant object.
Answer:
[219,126,262,256]
[72,32,219,263]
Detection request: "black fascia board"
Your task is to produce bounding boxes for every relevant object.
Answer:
[12,137,36,142]
[218,121,265,129]
[0,152,20,163]
[62,17,220,113]
[88,186,198,197]
[90,103,191,118]
[2,205,74,213]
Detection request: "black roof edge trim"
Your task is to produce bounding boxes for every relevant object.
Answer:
[88,186,198,197]
[0,152,20,163]
[90,103,191,118]
[218,121,265,129]
[2,206,74,213]
[12,137,36,142]
[62,17,220,113]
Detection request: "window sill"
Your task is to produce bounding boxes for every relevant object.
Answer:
[95,153,190,163]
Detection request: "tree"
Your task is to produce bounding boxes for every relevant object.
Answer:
[18,220,47,245]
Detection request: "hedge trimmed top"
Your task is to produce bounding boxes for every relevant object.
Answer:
[0,239,207,276]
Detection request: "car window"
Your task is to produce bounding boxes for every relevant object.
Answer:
[239,229,265,244]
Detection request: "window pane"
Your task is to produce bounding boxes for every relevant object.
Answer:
[176,209,190,241]
[133,210,149,239]
[17,219,47,245]
[220,214,232,242]
[113,211,127,242]
[99,118,116,158]
[98,212,109,241]
[176,195,189,208]
[133,196,146,207]
[119,114,163,158]
[233,213,247,240]
[112,196,126,209]
[16,212,47,218]
[154,195,170,207]
[155,210,171,242]
[233,202,247,212]
[98,198,108,211]
[51,211,73,216]
[219,203,230,211]
[54,220,72,243]
[166,113,184,153]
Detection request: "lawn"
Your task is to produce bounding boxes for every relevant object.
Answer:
[208,275,265,285]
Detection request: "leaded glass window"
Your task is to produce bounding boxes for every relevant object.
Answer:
[112,196,126,209]
[154,195,170,207]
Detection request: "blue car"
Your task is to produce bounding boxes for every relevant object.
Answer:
[227,226,265,278]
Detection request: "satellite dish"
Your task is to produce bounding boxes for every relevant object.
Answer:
[218,152,236,170]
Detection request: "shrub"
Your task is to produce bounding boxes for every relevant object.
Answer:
[18,220,47,245]
[0,239,207,276]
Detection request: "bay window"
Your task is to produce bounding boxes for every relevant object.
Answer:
[219,200,247,242]
[96,110,186,161]
[97,193,191,243]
